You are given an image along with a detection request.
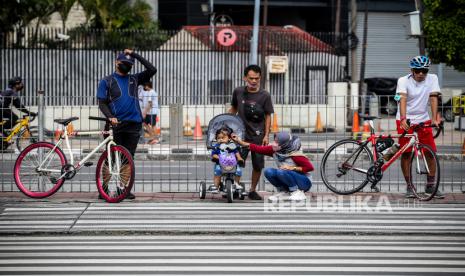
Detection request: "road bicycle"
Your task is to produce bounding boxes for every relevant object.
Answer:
[0,114,38,152]
[13,116,135,203]
[320,115,442,201]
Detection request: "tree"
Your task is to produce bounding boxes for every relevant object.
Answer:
[56,0,77,31]
[27,0,60,46]
[0,1,22,34]
[423,0,465,71]
[77,0,96,25]
[78,0,156,31]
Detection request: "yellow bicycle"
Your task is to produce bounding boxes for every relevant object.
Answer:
[0,114,38,152]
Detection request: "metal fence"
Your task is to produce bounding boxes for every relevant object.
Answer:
[1,94,464,194]
[1,27,464,195]
[1,27,347,107]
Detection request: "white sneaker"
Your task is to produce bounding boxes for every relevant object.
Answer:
[208,185,219,194]
[288,190,307,201]
[267,191,289,201]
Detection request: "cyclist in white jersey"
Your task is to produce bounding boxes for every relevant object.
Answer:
[396,55,444,199]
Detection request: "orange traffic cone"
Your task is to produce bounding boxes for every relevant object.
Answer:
[361,121,371,140]
[271,113,279,133]
[155,116,161,136]
[313,111,324,133]
[352,112,360,133]
[376,120,382,133]
[193,115,203,140]
[352,112,361,140]
[183,115,193,136]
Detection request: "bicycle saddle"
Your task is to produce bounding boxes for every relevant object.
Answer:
[54,117,79,126]
[359,115,380,121]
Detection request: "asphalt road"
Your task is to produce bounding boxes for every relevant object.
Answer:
[2,234,465,275]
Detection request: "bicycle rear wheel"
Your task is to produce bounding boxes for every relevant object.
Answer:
[16,128,38,152]
[0,132,10,151]
[95,145,135,203]
[408,144,440,201]
[14,142,67,198]
[320,139,374,195]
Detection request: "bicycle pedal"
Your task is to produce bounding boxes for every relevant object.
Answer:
[83,162,93,167]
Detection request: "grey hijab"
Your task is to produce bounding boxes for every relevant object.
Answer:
[273,131,301,161]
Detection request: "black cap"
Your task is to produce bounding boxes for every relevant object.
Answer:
[8,76,22,88]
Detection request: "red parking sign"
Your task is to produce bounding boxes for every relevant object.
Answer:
[217,29,237,47]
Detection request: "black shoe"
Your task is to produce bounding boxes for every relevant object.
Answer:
[425,186,445,199]
[248,191,262,200]
[405,188,415,198]
[126,192,136,200]
[238,159,245,167]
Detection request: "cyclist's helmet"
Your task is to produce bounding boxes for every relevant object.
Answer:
[8,76,23,88]
[409,56,431,69]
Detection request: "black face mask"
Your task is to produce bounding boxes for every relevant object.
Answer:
[118,63,132,74]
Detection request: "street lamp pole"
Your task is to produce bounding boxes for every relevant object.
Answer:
[416,0,426,55]
[250,0,260,64]
[210,0,215,48]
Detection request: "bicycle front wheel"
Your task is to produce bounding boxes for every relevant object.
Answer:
[320,139,374,195]
[14,142,67,198]
[409,144,440,201]
[96,145,135,203]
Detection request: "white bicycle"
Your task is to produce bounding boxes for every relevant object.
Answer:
[13,116,135,203]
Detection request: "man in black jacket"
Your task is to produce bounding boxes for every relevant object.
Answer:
[97,49,157,199]
[1,77,36,136]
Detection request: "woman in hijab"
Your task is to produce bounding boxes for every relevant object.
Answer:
[232,131,313,201]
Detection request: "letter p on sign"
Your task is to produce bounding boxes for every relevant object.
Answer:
[217,28,237,47]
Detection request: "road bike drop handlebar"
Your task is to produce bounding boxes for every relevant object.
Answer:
[400,119,444,139]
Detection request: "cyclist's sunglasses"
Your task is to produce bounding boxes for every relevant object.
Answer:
[413,68,429,74]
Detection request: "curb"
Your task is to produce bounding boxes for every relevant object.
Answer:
[2,148,463,161]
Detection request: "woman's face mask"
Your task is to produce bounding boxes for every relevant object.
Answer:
[15,83,24,91]
[117,62,132,74]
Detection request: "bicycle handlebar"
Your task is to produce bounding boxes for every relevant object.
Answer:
[432,121,444,139]
[400,119,443,139]
[88,116,110,122]
[20,114,37,123]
